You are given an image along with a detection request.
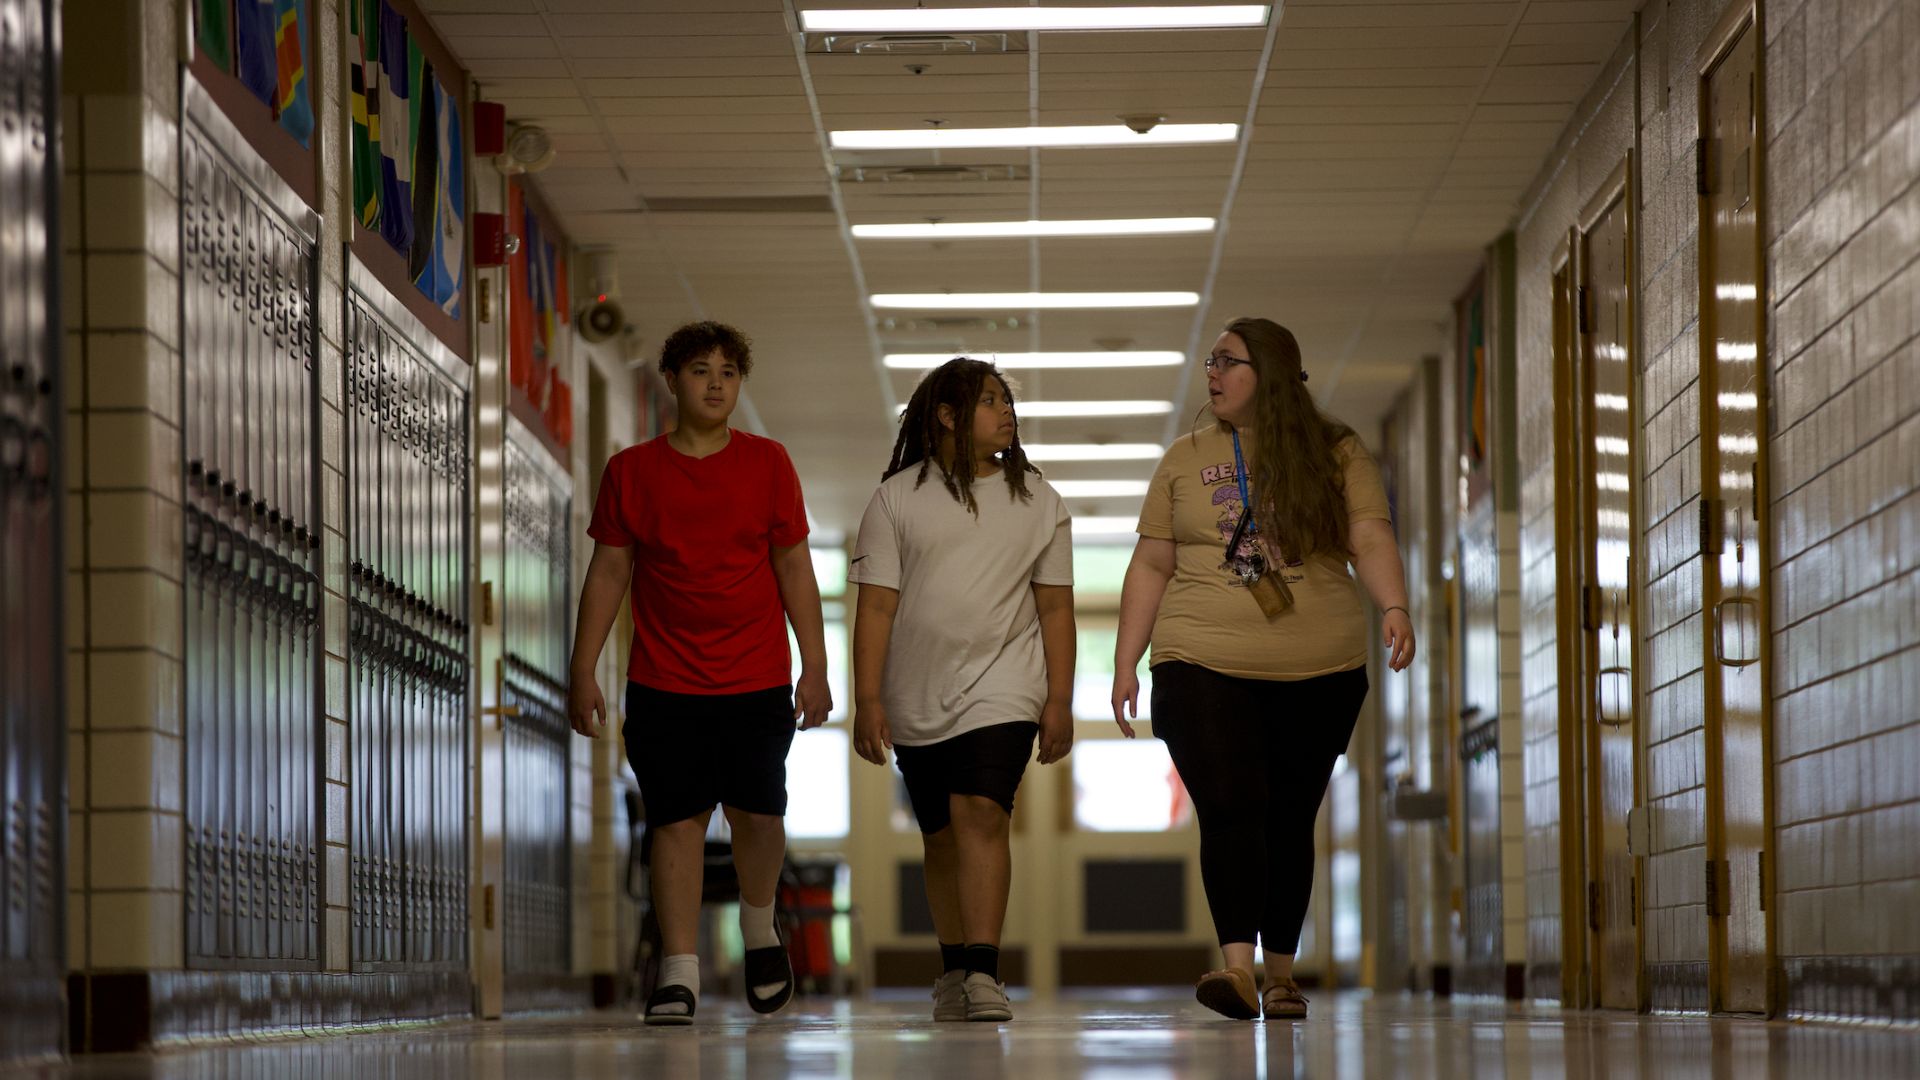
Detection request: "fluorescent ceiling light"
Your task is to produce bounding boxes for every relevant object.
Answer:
[1050,480,1152,498]
[871,292,1199,310]
[801,6,1270,33]
[1021,443,1164,461]
[854,218,1215,240]
[894,401,1174,418]
[1013,400,1175,418]
[830,124,1237,151]
[1071,516,1142,536]
[884,352,1183,369]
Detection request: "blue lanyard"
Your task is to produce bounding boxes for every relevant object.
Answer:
[1231,430,1255,533]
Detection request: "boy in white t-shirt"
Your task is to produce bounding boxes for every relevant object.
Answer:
[849,358,1076,1023]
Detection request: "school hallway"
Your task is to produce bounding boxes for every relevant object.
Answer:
[5,0,1920,1072]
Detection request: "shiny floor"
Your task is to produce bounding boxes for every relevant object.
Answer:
[37,990,1920,1079]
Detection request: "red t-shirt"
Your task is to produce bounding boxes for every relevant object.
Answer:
[587,430,809,695]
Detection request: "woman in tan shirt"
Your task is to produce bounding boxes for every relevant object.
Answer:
[1110,317,1415,1021]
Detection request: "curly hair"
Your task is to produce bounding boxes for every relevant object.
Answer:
[885,358,1037,514]
[1206,317,1358,561]
[659,321,753,378]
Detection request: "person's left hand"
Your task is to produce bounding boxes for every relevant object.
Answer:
[1383,608,1416,672]
[794,667,833,729]
[1037,699,1074,765]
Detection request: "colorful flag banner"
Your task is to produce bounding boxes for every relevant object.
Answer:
[197,0,233,70]
[235,0,278,108]
[273,0,313,147]
[376,0,414,253]
[348,0,379,229]
[430,78,466,317]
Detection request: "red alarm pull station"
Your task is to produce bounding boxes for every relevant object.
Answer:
[474,101,506,157]
[472,213,506,267]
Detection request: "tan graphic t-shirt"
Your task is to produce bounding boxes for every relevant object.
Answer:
[1137,426,1390,681]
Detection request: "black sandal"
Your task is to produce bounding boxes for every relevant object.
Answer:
[743,921,795,1015]
[644,983,697,1026]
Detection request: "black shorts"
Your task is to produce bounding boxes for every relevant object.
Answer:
[624,681,795,827]
[893,721,1038,834]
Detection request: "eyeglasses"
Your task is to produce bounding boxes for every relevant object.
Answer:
[1202,354,1251,374]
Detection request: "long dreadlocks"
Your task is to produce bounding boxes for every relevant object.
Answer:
[884,357,1038,515]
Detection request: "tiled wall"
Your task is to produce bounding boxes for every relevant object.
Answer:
[1512,0,1919,1021]
[60,0,189,978]
[313,0,354,975]
[1763,0,1920,1022]
[1635,0,1715,1014]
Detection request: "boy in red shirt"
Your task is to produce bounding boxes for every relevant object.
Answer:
[568,321,832,1024]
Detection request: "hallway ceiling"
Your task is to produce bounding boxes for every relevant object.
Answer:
[422,0,1638,535]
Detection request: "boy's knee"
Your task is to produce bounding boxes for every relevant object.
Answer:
[722,805,782,834]
[949,795,1010,834]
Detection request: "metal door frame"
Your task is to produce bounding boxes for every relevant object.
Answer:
[1695,0,1778,1016]
[1547,230,1592,1007]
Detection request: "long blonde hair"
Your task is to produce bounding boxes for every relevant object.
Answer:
[1213,317,1355,561]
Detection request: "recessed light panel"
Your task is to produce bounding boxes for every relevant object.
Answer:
[801,6,1270,33]
[830,124,1237,151]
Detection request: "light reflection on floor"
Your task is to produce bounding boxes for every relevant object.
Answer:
[34,990,1920,1080]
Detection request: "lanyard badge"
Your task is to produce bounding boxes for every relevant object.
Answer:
[1222,430,1266,585]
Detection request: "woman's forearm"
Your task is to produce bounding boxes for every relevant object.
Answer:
[1115,557,1171,672]
[1349,521,1410,613]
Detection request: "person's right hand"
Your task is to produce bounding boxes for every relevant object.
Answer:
[568,674,606,738]
[1110,671,1140,739]
[853,703,893,765]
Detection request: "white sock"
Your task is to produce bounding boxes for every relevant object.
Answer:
[655,954,699,1016]
[739,900,787,1000]
[740,899,781,951]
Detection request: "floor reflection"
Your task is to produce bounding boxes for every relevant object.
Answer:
[36,991,1920,1080]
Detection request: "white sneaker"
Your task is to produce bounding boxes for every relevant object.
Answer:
[932,969,968,1021]
[963,972,1012,1022]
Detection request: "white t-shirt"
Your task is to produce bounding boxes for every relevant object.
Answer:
[848,465,1075,746]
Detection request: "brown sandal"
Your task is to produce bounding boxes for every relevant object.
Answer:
[1262,978,1308,1020]
[1195,967,1259,1020]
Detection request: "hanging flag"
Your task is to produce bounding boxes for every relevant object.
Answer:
[409,57,440,289]
[348,0,379,229]
[273,0,313,147]
[235,0,278,108]
[507,184,533,393]
[197,0,233,71]
[431,78,466,317]
[376,0,414,253]
[527,204,551,408]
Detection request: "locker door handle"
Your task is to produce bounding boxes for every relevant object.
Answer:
[1713,596,1762,668]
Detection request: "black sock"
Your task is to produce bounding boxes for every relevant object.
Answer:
[940,942,966,975]
[963,943,1000,981]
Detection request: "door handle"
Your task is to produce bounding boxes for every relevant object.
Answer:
[1596,666,1632,726]
[1713,595,1761,668]
[480,658,520,728]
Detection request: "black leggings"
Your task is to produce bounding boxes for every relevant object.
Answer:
[1151,661,1367,954]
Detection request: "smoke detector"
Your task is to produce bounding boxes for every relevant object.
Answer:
[495,124,556,176]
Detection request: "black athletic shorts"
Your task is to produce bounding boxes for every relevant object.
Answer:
[624,681,796,827]
[893,721,1039,834]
